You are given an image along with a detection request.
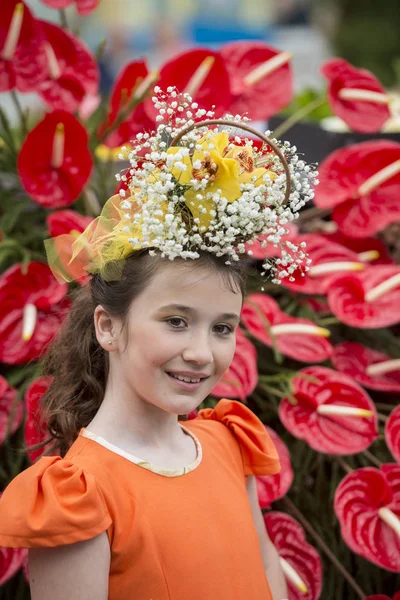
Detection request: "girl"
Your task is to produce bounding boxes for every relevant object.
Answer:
[0,92,314,599]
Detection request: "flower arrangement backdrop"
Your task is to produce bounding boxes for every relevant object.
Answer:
[0,1,400,599]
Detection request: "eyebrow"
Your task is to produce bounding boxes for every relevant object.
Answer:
[158,304,241,323]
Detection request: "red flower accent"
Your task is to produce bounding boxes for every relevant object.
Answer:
[220,41,293,121]
[37,20,99,112]
[144,48,232,120]
[321,232,393,266]
[334,464,400,571]
[245,223,298,260]
[264,511,322,600]
[256,427,293,508]
[279,233,367,296]
[211,327,258,401]
[99,59,155,147]
[39,0,99,16]
[314,141,400,237]
[365,595,400,600]
[24,376,59,462]
[0,0,47,92]
[279,366,378,455]
[241,294,333,363]
[0,376,23,444]
[386,406,400,464]
[327,265,400,329]
[46,209,93,237]
[18,110,92,207]
[321,58,390,133]
[332,342,400,393]
[0,537,26,585]
[0,262,69,365]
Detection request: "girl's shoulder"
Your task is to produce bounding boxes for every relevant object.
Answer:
[0,435,113,550]
[185,398,281,477]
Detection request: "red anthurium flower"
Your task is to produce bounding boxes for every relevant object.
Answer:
[245,223,298,260]
[321,58,390,133]
[0,538,26,585]
[0,376,23,444]
[365,595,400,600]
[334,464,400,571]
[321,232,393,266]
[279,366,378,455]
[0,262,69,365]
[46,209,93,237]
[211,327,258,401]
[0,0,47,92]
[327,265,400,328]
[37,20,99,112]
[386,406,400,464]
[99,59,156,147]
[241,294,333,363]
[144,48,232,120]
[264,511,322,600]
[256,427,293,508]
[279,233,367,296]
[332,342,400,393]
[18,110,92,207]
[39,0,99,16]
[24,376,58,462]
[220,41,293,121]
[314,141,400,237]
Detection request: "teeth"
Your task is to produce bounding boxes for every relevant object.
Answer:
[170,373,201,383]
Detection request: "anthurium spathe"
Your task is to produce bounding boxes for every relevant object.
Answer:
[0,376,23,445]
[99,59,156,147]
[314,141,400,237]
[321,58,390,133]
[256,427,293,508]
[334,464,400,572]
[17,110,92,207]
[279,366,378,455]
[0,262,69,364]
[332,342,400,393]
[0,0,47,92]
[385,406,400,464]
[241,293,333,363]
[327,265,400,328]
[220,41,293,121]
[167,131,274,230]
[39,0,99,16]
[0,541,26,586]
[24,376,57,463]
[211,327,258,401]
[37,20,99,112]
[144,48,232,120]
[264,511,322,600]
[46,209,93,238]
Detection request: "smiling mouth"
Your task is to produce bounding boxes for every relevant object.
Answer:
[166,372,209,384]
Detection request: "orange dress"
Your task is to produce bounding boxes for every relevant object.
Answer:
[0,399,280,599]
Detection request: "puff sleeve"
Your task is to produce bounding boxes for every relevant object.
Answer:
[197,399,281,476]
[0,456,112,548]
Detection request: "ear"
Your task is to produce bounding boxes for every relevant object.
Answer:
[94,305,120,351]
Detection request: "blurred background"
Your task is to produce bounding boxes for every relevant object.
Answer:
[9,0,400,118]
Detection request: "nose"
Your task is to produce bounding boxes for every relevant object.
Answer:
[181,330,214,365]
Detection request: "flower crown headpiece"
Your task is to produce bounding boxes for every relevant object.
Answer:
[44,88,316,285]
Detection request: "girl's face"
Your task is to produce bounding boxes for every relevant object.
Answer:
[111,262,243,416]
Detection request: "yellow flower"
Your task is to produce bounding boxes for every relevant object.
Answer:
[167,132,275,230]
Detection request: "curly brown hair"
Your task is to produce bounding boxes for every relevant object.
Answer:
[24,250,249,457]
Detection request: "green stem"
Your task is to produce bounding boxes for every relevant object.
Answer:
[258,383,286,398]
[363,449,382,468]
[59,8,68,28]
[335,456,353,475]
[377,413,388,423]
[376,402,396,411]
[283,497,367,599]
[10,90,28,137]
[272,96,328,139]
